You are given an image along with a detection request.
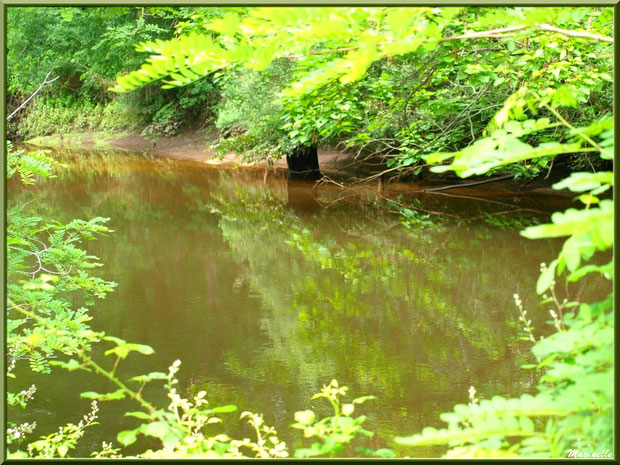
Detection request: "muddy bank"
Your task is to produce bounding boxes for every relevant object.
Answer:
[22,129,578,198]
[23,129,355,173]
[25,129,265,166]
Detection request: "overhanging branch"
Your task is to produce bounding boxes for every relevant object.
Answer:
[7,66,60,121]
[282,23,612,60]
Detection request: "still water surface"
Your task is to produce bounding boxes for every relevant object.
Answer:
[9,149,604,457]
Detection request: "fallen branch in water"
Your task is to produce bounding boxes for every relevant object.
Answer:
[429,190,547,215]
[416,174,514,193]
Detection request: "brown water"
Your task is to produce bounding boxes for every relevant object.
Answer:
[8,149,608,457]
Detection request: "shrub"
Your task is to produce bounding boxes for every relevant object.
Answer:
[141,102,183,138]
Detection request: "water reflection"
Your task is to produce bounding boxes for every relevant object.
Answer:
[9,149,608,457]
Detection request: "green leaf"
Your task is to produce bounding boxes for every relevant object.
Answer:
[162,431,181,449]
[294,410,316,425]
[342,403,355,416]
[352,395,376,404]
[104,340,155,359]
[125,411,153,420]
[209,404,237,414]
[553,172,613,193]
[208,12,240,36]
[532,332,575,359]
[143,421,170,439]
[129,372,168,383]
[536,260,557,294]
[57,444,69,457]
[80,389,126,401]
[552,85,578,108]
[567,261,613,282]
[49,358,85,372]
[294,442,325,458]
[117,429,138,447]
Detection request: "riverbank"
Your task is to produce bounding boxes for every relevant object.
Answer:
[25,129,269,166]
[22,129,581,199]
[23,129,358,173]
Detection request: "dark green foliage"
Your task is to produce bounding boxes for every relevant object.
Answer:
[110,7,611,180]
[8,7,167,96]
[7,7,227,138]
[18,95,147,138]
[213,61,295,160]
[141,102,183,138]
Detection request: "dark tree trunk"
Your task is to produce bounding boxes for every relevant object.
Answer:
[286,145,321,180]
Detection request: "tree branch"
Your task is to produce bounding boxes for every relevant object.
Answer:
[416,174,514,193]
[536,23,613,44]
[282,23,612,60]
[439,25,528,42]
[7,66,60,121]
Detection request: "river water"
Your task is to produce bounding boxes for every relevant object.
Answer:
[8,149,608,457]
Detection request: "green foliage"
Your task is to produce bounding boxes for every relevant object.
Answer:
[112,6,611,177]
[7,6,613,459]
[7,385,37,409]
[6,143,118,456]
[111,7,461,94]
[7,7,175,95]
[25,402,100,459]
[391,21,613,454]
[18,95,146,138]
[426,108,612,179]
[7,146,116,372]
[114,359,247,458]
[292,379,381,458]
[141,102,183,138]
[8,7,226,139]
[6,142,58,184]
[524,200,612,293]
[213,62,295,160]
[109,7,459,158]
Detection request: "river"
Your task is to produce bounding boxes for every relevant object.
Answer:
[8,148,608,457]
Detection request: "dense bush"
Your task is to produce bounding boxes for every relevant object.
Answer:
[113,7,612,180]
[140,102,183,138]
[7,7,227,140]
[17,96,146,138]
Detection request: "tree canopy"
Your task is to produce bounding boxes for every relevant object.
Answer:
[112,7,612,173]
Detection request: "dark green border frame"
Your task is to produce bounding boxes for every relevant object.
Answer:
[0,2,616,463]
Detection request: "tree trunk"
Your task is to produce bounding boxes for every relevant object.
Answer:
[286,145,321,180]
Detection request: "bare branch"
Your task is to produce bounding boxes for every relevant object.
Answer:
[7,66,59,121]
[439,25,528,42]
[282,23,611,60]
[536,23,613,44]
[416,174,514,193]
